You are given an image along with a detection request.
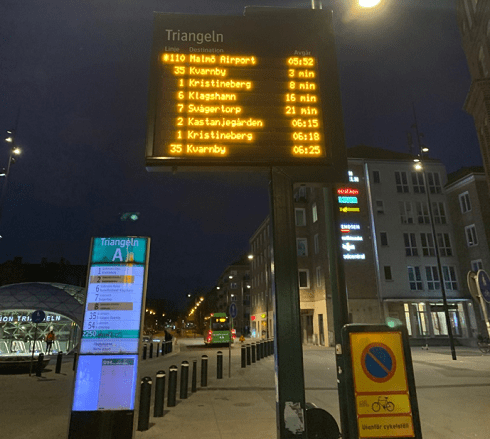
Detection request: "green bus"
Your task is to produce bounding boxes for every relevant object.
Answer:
[204,313,236,345]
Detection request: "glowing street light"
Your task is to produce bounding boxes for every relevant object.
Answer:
[359,0,382,7]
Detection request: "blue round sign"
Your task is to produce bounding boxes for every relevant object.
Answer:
[477,270,490,303]
[229,303,237,319]
[31,310,46,324]
[361,343,396,383]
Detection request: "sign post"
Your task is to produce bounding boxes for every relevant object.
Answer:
[229,302,237,378]
[342,325,422,439]
[68,237,150,439]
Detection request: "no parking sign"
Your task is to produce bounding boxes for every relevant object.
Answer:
[342,325,422,439]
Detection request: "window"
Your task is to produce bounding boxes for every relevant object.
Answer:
[443,266,458,290]
[316,266,322,287]
[297,238,308,256]
[420,233,435,256]
[404,233,418,256]
[395,171,409,193]
[399,201,414,224]
[314,234,319,254]
[384,266,393,281]
[471,259,483,272]
[380,232,388,246]
[426,172,442,194]
[465,224,478,247]
[432,202,447,224]
[295,186,307,202]
[298,269,309,288]
[408,266,423,290]
[459,192,471,213]
[373,170,380,183]
[295,208,306,226]
[312,203,318,223]
[416,201,430,224]
[231,294,237,302]
[411,171,425,193]
[376,200,384,214]
[437,233,453,256]
[425,266,440,290]
[230,283,238,289]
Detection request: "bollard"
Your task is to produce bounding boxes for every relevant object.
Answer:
[246,344,251,365]
[156,343,160,357]
[154,370,166,417]
[262,340,266,358]
[201,355,208,387]
[269,340,273,356]
[167,365,178,407]
[161,342,166,356]
[73,352,78,371]
[191,360,197,393]
[271,339,275,355]
[217,351,223,379]
[241,344,246,368]
[149,343,154,359]
[36,353,44,377]
[55,351,63,374]
[251,343,256,363]
[143,344,147,360]
[137,377,152,431]
[180,361,189,399]
[256,342,261,361]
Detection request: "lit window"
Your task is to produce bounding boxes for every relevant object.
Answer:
[312,203,318,223]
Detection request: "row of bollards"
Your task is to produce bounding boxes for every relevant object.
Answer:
[142,341,173,360]
[137,340,274,432]
[240,340,274,369]
[33,351,64,377]
[138,356,208,431]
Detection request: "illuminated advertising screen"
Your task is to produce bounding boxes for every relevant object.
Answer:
[145,9,347,173]
[72,355,138,411]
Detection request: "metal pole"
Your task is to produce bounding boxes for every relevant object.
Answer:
[29,323,38,376]
[413,107,457,360]
[217,351,223,379]
[191,360,197,393]
[201,355,208,387]
[324,185,351,438]
[270,167,306,439]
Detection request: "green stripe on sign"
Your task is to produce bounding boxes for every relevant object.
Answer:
[82,330,140,339]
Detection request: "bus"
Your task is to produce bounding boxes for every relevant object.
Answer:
[204,313,236,345]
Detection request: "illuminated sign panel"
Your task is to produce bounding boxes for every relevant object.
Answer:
[146,10,347,172]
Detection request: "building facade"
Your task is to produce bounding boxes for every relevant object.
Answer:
[248,146,478,346]
[457,0,490,191]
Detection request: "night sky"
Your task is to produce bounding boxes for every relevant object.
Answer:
[0,0,481,308]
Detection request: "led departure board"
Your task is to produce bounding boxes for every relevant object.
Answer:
[146,8,347,176]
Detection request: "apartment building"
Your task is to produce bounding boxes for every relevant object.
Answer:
[249,146,478,346]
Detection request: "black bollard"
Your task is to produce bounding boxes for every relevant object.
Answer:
[256,342,261,361]
[180,361,189,399]
[161,342,166,356]
[154,370,166,417]
[246,344,251,365]
[241,344,246,368]
[149,343,153,359]
[36,353,44,377]
[217,351,223,379]
[191,360,197,393]
[167,365,178,407]
[72,352,78,371]
[156,343,160,357]
[251,343,256,363]
[55,351,63,374]
[137,377,152,431]
[262,340,266,358]
[201,355,208,387]
[143,344,147,360]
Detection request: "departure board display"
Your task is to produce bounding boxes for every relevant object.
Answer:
[146,9,347,174]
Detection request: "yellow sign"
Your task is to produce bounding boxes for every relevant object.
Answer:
[89,275,134,284]
[350,331,414,438]
[339,206,360,213]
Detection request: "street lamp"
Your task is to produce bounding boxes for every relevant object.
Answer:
[411,107,457,361]
[0,130,22,232]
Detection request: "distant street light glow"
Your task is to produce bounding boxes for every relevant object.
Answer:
[359,0,381,7]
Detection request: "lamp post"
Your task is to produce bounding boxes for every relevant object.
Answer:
[0,130,22,233]
[412,108,457,361]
